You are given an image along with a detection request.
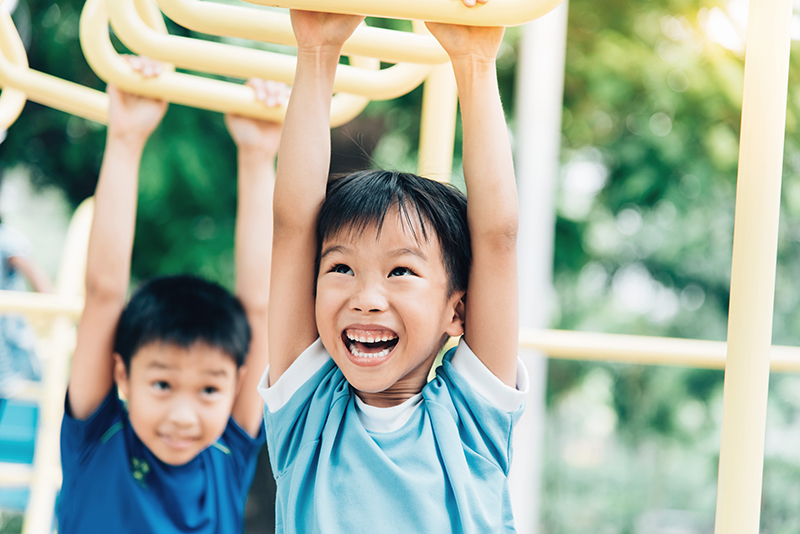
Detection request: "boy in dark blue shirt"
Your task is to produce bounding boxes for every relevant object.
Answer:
[58,58,285,533]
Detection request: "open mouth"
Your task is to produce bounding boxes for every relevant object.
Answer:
[343,329,399,359]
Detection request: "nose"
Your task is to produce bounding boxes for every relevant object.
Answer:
[350,277,387,313]
[167,397,199,428]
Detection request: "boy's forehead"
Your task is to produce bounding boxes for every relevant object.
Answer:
[132,341,237,370]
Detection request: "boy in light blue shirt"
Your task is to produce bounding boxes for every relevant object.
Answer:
[260,5,528,532]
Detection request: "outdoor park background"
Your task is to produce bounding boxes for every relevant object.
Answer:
[1,0,800,532]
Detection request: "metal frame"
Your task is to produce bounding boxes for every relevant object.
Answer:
[238,0,565,27]
[154,0,449,65]
[0,199,93,534]
[107,0,435,101]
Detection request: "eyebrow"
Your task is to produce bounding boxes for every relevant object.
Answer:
[202,369,231,378]
[320,244,350,260]
[321,245,428,263]
[147,361,174,371]
[387,247,428,262]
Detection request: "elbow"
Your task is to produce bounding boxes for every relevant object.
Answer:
[84,272,127,307]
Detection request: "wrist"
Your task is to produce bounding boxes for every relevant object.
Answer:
[106,128,151,150]
[237,145,278,163]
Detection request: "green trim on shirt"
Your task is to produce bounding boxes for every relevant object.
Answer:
[210,442,230,455]
[100,422,124,444]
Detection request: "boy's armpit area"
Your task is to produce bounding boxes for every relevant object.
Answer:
[257,338,330,413]
[449,339,529,413]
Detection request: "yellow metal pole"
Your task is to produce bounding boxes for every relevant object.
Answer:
[518,328,800,373]
[0,12,108,124]
[79,0,369,126]
[108,0,434,101]
[22,199,94,534]
[0,6,27,130]
[155,0,449,65]
[238,0,565,27]
[714,0,792,531]
[418,63,457,182]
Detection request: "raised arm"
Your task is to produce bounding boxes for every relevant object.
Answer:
[268,11,363,384]
[226,79,288,436]
[68,58,167,420]
[426,23,519,387]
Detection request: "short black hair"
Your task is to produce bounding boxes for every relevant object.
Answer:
[316,170,471,294]
[114,275,251,370]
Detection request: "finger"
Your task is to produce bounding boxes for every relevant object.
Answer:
[476,0,489,3]
[462,0,477,6]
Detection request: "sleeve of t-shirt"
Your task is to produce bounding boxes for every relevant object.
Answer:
[60,388,125,484]
[218,416,266,492]
[257,339,343,478]
[431,339,529,474]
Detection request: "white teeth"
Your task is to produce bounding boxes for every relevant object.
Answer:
[349,343,391,359]
[346,331,397,343]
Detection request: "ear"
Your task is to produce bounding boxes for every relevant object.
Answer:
[113,354,130,399]
[234,366,246,397]
[444,292,466,338]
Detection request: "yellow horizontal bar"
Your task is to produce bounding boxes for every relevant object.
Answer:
[0,13,108,124]
[155,0,449,65]
[80,0,369,126]
[108,0,433,101]
[240,0,565,27]
[0,290,84,319]
[0,10,27,130]
[521,328,800,373]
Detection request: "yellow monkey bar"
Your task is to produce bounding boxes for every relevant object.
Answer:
[0,8,27,130]
[107,0,436,101]
[154,0,449,65]
[0,11,108,125]
[79,0,370,127]
[240,0,565,27]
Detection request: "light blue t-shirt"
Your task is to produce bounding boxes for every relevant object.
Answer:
[259,338,529,534]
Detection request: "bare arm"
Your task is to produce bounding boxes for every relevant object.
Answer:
[226,79,287,436]
[268,11,363,384]
[68,60,167,420]
[426,23,519,387]
[7,255,53,293]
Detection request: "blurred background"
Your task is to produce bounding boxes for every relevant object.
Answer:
[1,0,800,532]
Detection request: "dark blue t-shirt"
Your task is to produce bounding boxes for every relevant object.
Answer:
[58,388,264,534]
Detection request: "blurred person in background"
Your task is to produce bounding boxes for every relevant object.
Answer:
[0,173,53,422]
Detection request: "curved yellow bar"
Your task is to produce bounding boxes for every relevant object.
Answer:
[108,0,433,101]
[155,0,448,65]
[80,0,369,126]
[240,0,564,27]
[0,11,27,130]
[0,12,108,124]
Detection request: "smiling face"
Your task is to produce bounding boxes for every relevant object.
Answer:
[114,342,240,466]
[315,209,465,407]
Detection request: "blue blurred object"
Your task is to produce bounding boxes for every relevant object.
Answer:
[0,399,37,512]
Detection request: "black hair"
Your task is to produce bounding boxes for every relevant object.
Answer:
[114,275,251,371]
[316,170,471,294]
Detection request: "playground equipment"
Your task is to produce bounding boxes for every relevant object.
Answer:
[0,199,91,534]
[0,0,793,533]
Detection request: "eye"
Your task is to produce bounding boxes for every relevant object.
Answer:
[331,264,354,275]
[152,381,170,392]
[389,267,414,277]
[201,386,219,397]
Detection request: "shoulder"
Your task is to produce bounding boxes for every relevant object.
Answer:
[427,338,528,414]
